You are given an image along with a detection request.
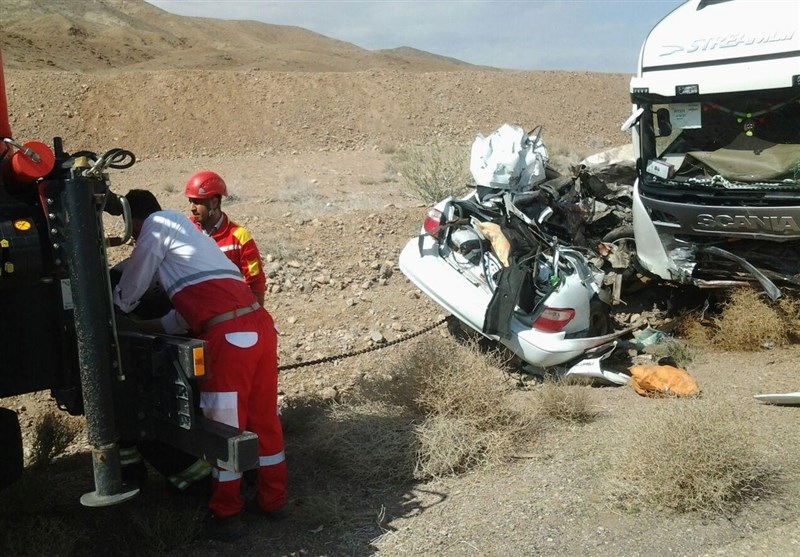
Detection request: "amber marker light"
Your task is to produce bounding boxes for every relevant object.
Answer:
[192,347,206,377]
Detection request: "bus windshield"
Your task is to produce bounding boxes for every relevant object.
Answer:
[638,89,800,188]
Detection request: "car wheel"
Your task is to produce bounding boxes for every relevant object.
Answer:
[587,298,613,337]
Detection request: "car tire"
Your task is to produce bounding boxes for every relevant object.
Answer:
[587,298,613,337]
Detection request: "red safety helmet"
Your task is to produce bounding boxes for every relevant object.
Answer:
[185,171,227,199]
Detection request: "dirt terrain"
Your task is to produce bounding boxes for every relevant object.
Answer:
[3,1,800,556]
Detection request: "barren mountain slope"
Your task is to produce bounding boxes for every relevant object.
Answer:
[1,0,631,157]
[5,68,630,159]
[0,0,479,72]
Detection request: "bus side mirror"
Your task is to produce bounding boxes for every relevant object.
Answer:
[620,107,645,132]
[656,108,672,137]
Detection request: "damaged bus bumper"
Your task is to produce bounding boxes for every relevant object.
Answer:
[633,182,800,299]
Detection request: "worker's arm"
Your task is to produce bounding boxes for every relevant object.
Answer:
[159,310,189,335]
[113,218,167,312]
[232,226,267,305]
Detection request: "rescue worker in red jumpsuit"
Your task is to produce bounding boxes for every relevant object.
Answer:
[184,171,267,306]
[113,189,286,541]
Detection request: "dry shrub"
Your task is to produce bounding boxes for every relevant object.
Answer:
[389,143,469,204]
[398,336,531,479]
[537,380,599,424]
[348,335,533,480]
[608,399,778,516]
[376,334,516,421]
[777,295,800,339]
[305,401,418,486]
[674,312,711,345]
[712,288,792,350]
[414,415,519,479]
[279,176,327,216]
[28,411,82,468]
[411,340,513,421]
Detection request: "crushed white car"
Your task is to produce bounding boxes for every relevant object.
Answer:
[400,124,633,370]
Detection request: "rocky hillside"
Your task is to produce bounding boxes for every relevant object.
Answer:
[0,0,478,72]
[1,0,633,158]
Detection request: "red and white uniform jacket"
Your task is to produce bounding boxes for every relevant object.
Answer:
[192,212,266,302]
[113,210,255,334]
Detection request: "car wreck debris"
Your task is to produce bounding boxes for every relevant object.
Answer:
[399,124,641,372]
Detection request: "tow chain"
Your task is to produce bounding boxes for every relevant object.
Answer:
[278,317,448,371]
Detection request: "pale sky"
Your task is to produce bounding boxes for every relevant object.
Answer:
[145,0,685,73]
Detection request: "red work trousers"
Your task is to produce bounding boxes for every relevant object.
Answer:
[199,308,287,517]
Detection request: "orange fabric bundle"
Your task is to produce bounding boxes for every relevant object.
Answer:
[628,364,700,397]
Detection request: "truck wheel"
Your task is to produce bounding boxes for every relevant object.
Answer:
[0,408,24,490]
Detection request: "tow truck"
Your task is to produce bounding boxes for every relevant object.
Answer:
[0,48,258,506]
